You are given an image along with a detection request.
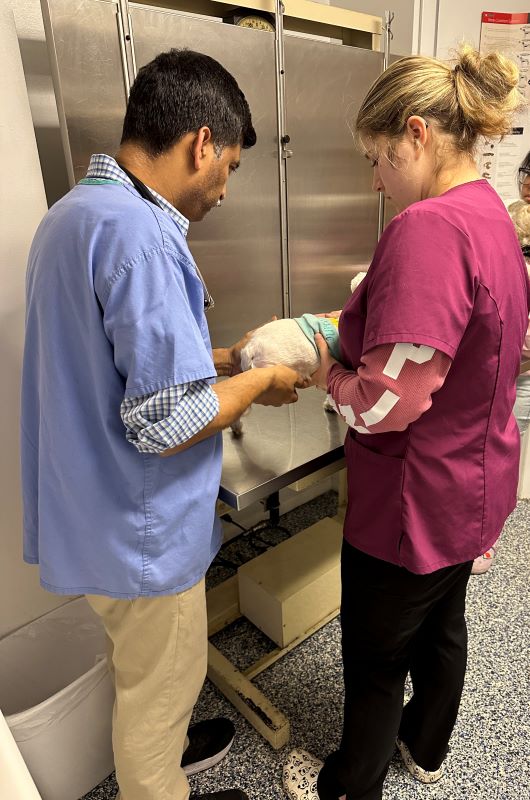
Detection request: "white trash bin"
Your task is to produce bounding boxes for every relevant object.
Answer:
[0,597,115,800]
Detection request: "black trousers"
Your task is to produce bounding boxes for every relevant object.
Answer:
[317,541,473,800]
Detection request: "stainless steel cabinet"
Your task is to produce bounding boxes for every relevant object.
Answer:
[284,36,382,315]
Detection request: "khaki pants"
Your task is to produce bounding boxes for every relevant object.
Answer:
[86,579,207,800]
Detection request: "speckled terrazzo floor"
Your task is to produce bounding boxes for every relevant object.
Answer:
[82,492,530,800]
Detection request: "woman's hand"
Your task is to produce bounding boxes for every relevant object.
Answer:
[315,310,341,319]
[310,333,339,389]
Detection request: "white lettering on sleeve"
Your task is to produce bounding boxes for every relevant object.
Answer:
[334,376,399,432]
[360,389,400,427]
[383,343,435,380]
[338,403,371,433]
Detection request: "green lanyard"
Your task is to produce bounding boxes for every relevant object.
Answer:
[78,178,122,186]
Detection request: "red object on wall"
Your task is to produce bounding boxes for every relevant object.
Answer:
[481,12,530,25]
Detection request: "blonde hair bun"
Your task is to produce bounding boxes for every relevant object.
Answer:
[356,44,526,154]
[509,199,530,247]
[453,45,522,139]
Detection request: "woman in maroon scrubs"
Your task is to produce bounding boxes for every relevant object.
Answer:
[283,45,530,800]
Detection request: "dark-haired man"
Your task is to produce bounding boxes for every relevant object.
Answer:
[21,49,302,800]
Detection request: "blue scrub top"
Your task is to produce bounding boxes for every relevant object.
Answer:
[21,181,223,598]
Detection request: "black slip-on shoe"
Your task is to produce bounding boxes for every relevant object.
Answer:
[182,717,236,776]
[190,791,248,800]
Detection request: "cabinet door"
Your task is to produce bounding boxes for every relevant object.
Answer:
[131,6,283,347]
[284,37,383,316]
[43,0,126,184]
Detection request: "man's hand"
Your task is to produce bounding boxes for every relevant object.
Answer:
[310,333,340,390]
[227,330,254,376]
[217,316,279,377]
[255,365,308,407]
[315,310,341,319]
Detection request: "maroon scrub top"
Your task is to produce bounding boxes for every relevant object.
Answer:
[339,180,530,574]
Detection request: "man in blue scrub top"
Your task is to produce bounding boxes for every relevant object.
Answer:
[21,49,302,800]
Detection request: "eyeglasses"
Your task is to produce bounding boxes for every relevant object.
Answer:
[518,167,530,189]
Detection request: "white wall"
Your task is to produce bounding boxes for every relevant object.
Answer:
[0,4,71,640]
[412,0,530,60]
[439,0,530,58]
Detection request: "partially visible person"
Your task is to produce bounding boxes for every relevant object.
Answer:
[21,49,305,800]
[509,199,530,436]
[472,169,530,574]
[510,186,530,435]
[283,45,529,800]
[517,150,530,203]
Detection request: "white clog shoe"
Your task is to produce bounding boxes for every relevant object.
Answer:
[396,738,443,784]
[283,748,323,799]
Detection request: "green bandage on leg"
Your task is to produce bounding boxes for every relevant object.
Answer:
[293,314,342,361]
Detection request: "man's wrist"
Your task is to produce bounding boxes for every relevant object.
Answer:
[249,365,274,401]
[213,347,235,377]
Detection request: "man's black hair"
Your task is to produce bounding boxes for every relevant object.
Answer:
[121,49,256,156]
